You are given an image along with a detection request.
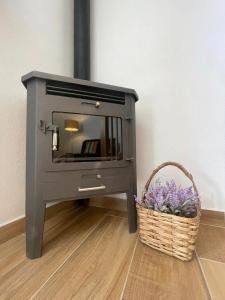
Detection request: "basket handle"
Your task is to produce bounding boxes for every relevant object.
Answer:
[143,161,199,198]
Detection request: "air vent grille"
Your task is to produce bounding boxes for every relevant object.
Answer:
[46,80,125,105]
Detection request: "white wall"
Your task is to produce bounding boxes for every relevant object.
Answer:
[0,0,225,226]
[92,0,225,211]
[0,0,74,225]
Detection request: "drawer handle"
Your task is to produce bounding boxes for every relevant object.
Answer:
[78,185,106,192]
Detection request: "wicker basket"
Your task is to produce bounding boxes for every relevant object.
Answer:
[137,161,201,261]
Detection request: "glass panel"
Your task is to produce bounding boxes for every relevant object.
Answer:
[52,112,123,163]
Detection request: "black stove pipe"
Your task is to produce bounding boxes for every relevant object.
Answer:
[74,0,90,80]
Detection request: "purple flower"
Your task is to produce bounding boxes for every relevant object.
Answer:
[135,178,199,218]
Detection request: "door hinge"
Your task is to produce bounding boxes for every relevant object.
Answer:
[39,120,58,134]
[125,116,133,121]
[126,157,134,162]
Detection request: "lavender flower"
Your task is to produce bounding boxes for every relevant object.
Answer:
[135,178,199,218]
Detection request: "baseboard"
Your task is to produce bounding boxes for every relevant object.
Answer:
[89,197,225,219]
[0,200,76,245]
[89,196,127,212]
[2,197,224,245]
[201,209,225,221]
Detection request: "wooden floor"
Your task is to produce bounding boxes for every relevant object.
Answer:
[0,201,224,300]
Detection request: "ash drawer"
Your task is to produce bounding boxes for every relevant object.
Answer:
[78,168,130,194]
[77,168,130,196]
[42,168,131,201]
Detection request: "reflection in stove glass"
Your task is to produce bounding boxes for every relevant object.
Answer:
[52,112,123,163]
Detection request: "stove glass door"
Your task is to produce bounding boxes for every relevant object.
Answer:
[52,112,123,163]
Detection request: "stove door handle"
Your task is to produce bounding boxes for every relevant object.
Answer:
[52,129,58,151]
[78,185,106,192]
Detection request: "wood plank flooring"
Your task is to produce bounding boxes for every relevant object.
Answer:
[35,216,136,299]
[196,218,225,300]
[0,207,107,299]
[200,259,225,300]
[123,242,209,300]
[196,224,225,263]
[0,200,224,299]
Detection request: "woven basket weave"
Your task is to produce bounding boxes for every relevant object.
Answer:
[137,161,201,261]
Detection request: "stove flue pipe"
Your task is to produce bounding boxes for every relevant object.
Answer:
[74,0,90,80]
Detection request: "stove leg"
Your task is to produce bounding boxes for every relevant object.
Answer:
[126,191,137,233]
[26,199,46,259]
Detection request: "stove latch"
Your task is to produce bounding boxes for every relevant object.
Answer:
[39,120,59,151]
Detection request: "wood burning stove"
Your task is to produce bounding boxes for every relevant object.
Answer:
[22,71,138,258]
